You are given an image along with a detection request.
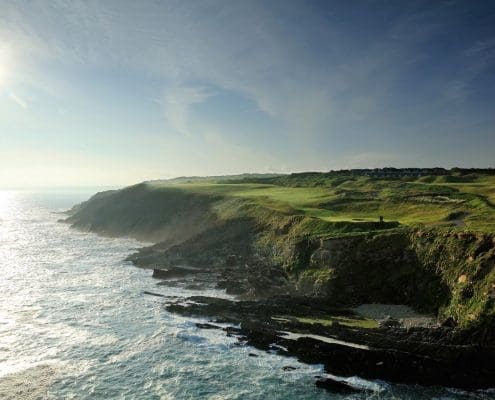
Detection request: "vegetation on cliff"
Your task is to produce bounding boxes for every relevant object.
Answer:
[65,169,495,340]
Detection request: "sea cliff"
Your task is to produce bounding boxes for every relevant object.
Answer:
[64,171,495,390]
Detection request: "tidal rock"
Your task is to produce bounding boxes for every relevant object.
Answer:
[315,377,363,394]
[165,294,495,390]
[152,266,201,279]
[143,291,165,297]
[195,323,221,330]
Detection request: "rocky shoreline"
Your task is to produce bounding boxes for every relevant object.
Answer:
[107,241,495,392]
[157,292,495,393]
[142,259,495,393]
[62,182,495,393]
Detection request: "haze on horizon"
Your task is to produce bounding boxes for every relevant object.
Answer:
[0,0,494,188]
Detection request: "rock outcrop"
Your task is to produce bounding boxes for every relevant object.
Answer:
[64,181,495,390]
[166,295,495,390]
[64,183,495,344]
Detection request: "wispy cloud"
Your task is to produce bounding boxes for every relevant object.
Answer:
[160,84,212,136]
[8,91,27,108]
[0,0,493,185]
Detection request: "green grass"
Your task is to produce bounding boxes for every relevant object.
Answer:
[277,315,379,328]
[148,173,495,233]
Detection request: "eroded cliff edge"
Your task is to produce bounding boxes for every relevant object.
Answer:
[62,178,495,389]
[64,181,495,343]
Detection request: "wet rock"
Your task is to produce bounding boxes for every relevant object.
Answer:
[223,326,242,336]
[315,377,363,394]
[143,291,165,297]
[195,323,221,330]
[217,279,249,295]
[152,266,201,279]
[165,294,495,390]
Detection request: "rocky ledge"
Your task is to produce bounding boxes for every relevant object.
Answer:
[162,295,495,392]
[64,183,495,392]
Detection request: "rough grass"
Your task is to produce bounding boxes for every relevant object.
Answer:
[149,172,495,233]
[69,175,494,332]
[295,316,379,329]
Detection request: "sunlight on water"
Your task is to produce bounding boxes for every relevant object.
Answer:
[0,191,493,399]
[0,190,15,219]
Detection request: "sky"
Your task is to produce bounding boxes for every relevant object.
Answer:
[0,0,494,187]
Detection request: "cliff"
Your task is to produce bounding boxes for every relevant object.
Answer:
[64,183,220,243]
[64,177,495,343]
[293,230,495,339]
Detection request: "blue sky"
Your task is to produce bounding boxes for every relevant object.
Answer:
[0,0,494,187]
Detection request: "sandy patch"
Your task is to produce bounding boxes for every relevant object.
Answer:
[353,304,438,328]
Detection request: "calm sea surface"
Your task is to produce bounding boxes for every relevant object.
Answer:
[0,190,493,399]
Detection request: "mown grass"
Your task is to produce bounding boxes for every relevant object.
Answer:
[148,173,495,233]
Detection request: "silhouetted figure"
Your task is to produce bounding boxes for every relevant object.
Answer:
[379,216,384,223]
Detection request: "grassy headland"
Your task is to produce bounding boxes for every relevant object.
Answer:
[149,168,495,232]
[65,168,495,339]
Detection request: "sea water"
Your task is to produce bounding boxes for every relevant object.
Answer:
[0,190,492,399]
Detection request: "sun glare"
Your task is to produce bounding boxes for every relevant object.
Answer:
[0,64,6,86]
[0,46,11,87]
[0,191,15,219]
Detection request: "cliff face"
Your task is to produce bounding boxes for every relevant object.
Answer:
[411,230,495,336]
[65,183,495,340]
[286,230,495,341]
[64,183,220,243]
[292,233,448,310]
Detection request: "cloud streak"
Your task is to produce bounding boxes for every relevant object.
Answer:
[161,84,212,136]
[0,0,493,187]
[7,91,27,108]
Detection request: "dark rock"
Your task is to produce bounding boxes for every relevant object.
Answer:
[248,353,258,357]
[217,279,249,295]
[226,254,238,266]
[282,366,297,371]
[441,317,457,328]
[315,377,363,394]
[143,291,165,297]
[379,316,402,328]
[195,323,221,330]
[165,294,495,390]
[223,326,242,335]
[156,280,180,287]
[152,266,201,279]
